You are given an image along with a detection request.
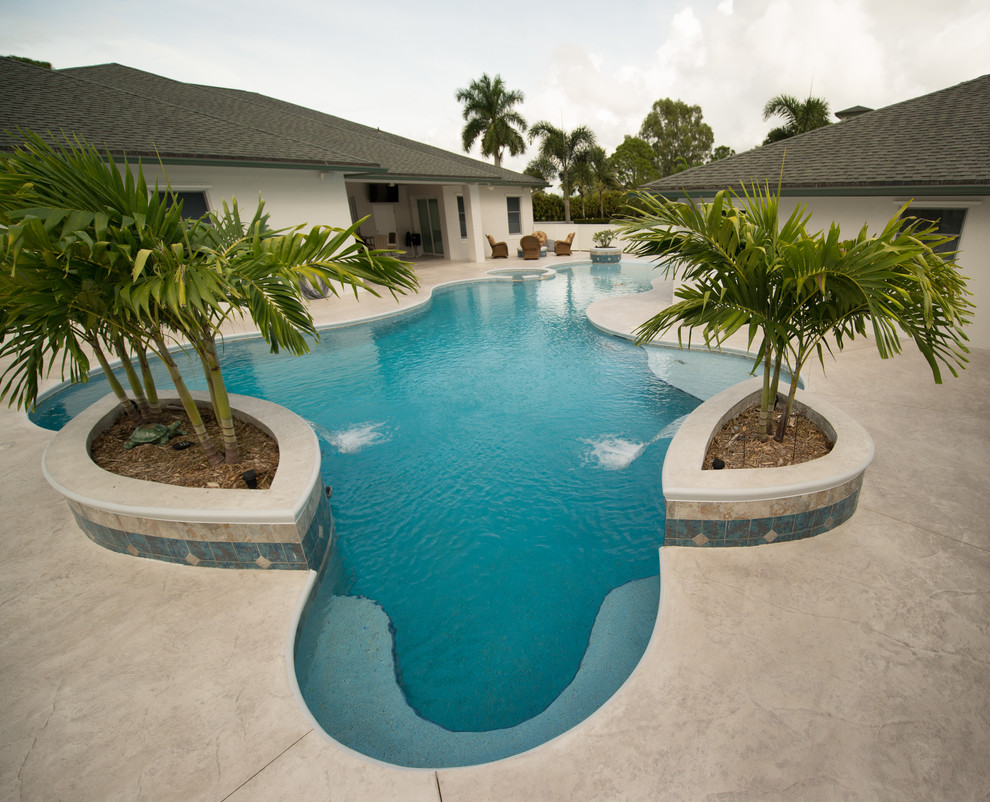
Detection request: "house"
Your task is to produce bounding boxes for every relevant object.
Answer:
[0,57,545,263]
[643,75,990,350]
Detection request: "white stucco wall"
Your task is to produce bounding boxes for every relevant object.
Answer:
[781,195,988,351]
[139,164,353,231]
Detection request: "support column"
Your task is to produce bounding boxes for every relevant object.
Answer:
[464,184,486,263]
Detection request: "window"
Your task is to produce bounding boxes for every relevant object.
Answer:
[457,196,467,238]
[902,208,967,254]
[157,190,209,220]
[506,196,521,235]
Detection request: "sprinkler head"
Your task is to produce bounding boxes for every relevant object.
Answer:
[242,469,258,489]
[171,441,193,450]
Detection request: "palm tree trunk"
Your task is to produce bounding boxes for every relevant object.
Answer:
[757,346,773,443]
[113,336,153,423]
[135,342,161,422]
[88,337,141,424]
[152,334,222,465]
[774,363,804,442]
[201,332,241,464]
[766,352,784,436]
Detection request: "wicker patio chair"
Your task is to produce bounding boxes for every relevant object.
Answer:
[487,234,508,259]
[520,235,542,260]
[532,230,548,247]
[555,232,575,256]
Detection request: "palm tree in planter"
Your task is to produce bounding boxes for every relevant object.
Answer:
[526,122,597,224]
[0,133,418,464]
[618,182,972,442]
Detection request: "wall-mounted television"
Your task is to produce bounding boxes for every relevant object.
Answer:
[368,183,399,203]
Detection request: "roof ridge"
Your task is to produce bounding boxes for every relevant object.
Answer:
[59,64,375,167]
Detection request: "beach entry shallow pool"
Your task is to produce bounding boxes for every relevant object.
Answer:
[31,262,759,768]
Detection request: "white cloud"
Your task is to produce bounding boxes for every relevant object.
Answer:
[2,0,988,173]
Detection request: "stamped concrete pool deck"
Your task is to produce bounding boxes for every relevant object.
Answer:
[2,256,988,800]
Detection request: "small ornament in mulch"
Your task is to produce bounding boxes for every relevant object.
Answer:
[123,421,186,449]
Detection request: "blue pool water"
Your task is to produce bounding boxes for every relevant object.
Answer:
[32,262,759,766]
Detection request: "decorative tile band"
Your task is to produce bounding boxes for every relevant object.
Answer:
[665,488,860,548]
[72,491,334,570]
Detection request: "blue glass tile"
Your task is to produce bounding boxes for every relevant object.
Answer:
[127,532,152,556]
[210,541,239,563]
[811,506,831,527]
[233,541,261,564]
[143,535,169,557]
[258,542,287,564]
[701,519,726,540]
[749,517,775,538]
[163,538,189,560]
[186,540,215,562]
[793,511,816,533]
[285,543,307,564]
[772,514,796,535]
[726,519,751,541]
[679,519,703,539]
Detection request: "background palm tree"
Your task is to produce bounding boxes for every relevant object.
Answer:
[526,122,597,223]
[762,94,833,144]
[585,146,620,218]
[455,74,527,168]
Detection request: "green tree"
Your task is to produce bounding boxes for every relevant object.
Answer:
[609,136,661,188]
[639,99,714,176]
[7,55,52,69]
[455,74,527,168]
[762,94,832,144]
[585,146,621,218]
[619,184,971,441]
[709,145,736,163]
[0,133,418,463]
[531,190,564,222]
[526,122,597,223]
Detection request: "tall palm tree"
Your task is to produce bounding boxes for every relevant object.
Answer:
[526,122,597,223]
[455,74,527,168]
[762,94,833,144]
[585,146,620,218]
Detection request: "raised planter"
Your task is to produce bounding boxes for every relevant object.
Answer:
[589,246,621,264]
[663,378,874,547]
[42,391,332,570]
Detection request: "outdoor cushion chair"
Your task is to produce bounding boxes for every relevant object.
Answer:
[555,232,575,256]
[487,234,508,259]
[520,235,542,260]
[532,230,548,247]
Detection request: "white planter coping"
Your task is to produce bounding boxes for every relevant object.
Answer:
[663,378,875,504]
[43,391,321,526]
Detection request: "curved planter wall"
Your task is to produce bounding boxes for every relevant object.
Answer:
[589,247,621,264]
[663,378,874,547]
[43,392,331,570]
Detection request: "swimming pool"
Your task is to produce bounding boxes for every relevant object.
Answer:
[31,262,759,767]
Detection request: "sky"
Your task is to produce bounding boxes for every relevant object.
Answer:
[2,0,989,176]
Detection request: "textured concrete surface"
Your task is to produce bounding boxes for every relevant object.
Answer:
[2,254,988,800]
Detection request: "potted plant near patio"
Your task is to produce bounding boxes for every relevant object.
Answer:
[589,229,621,264]
[0,133,418,569]
[617,181,972,546]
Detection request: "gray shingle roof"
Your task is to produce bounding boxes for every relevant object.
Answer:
[644,75,990,196]
[0,58,542,186]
